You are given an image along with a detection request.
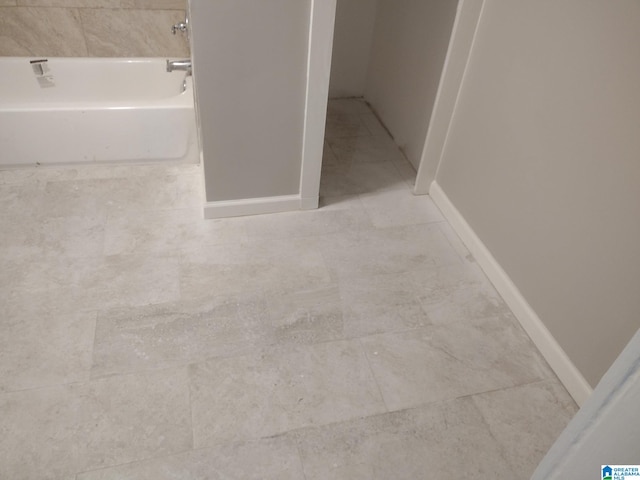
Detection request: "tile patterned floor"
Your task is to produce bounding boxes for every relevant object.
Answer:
[0,99,577,479]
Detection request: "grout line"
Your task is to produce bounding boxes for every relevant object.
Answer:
[465,390,517,473]
[73,444,197,478]
[294,440,309,480]
[357,337,390,413]
[187,365,196,450]
[73,7,92,57]
[457,377,556,403]
[87,308,99,382]
[364,101,395,140]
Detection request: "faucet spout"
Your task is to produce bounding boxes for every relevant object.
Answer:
[166,59,192,74]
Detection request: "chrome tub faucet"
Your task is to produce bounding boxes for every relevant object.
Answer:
[166,59,192,75]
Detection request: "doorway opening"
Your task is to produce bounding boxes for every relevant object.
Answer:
[318,0,458,204]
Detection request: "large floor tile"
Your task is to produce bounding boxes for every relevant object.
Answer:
[327,135,405,165]
[265,285,345,346]
[0,368,191,480]
[92,293,267,376]
[0,181,47,218]
[437,220,476,261]
[4,253,181,310]
[318,193,366,211]
[472,380,578,477]
[87,254,180,310]
[242,204,371,240]
[359,188,445,227]
[0,213,45,261]
[317,223,463,280]
[41,214,106,257]
[294,396,516,479]
[322,140,339,165]
[0,213,105,263]
[326,98,371,116]
[77,437,304,480]
[0,306,96,392]
[189,340,387,447]
[174,170,204,208]
[320,161,405,196]
[360,112,391,137]
[339,271,431,337]
[324,113,371,138]
[415,261,512,324]
[0,162,198,185]
[391,156,418,187]
[94,284,350,378]
[179,237,332,299]
[361,317,552,411]
[42,175,180,218]
[104,207,246,256]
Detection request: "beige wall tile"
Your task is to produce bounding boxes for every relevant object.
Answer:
[17,0,128,7]
[81,8,188,57]
[129,0,185,9]
[17,0,185,8]
[0,37,28,55]
[0,7,88,56]
[0,0,17,6]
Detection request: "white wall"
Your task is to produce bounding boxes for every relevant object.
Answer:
[364,0,458,170]
[328,0,378,98]
[434,0,640,387]
[189,0,310,204]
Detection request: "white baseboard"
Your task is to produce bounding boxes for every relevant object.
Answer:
[203,194,304,219]
[300,196,319,210]
[430,181,593,406]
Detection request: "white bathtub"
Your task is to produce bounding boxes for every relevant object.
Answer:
[0,57,197,166]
